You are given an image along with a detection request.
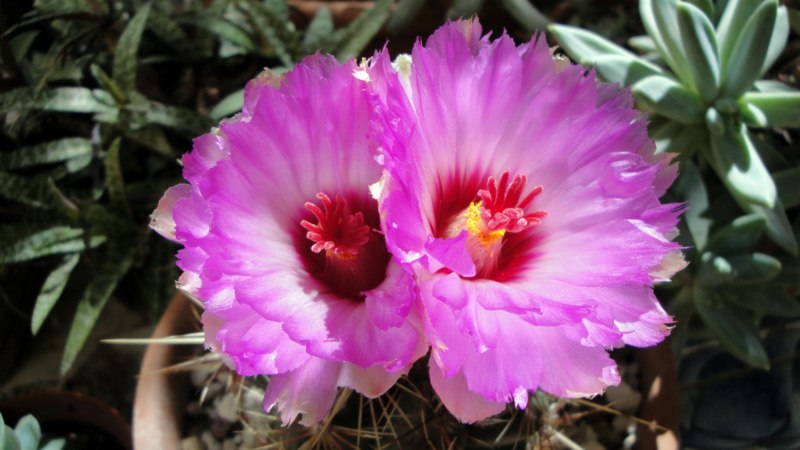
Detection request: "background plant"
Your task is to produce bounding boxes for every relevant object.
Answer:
[0,0,399,377]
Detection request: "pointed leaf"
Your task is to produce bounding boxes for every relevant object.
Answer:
[694,287,770,369]
[143,103,214,135]
[0,226,104,264]
[699,252,781,285]
[675,161,712,250]
[632,74,706,124]
[302,6,334,53]
[13,415,41,450]
[2,424,20,450]
[548,24,664,85]
[639,0,681,78]
[146,5,193,55]
[628,35,657,53]
[183,16,258,52]
[746,199,797,255]
[720,0,777,98]
[685,0,714,18]
[0,87,114,114]
[0,138,92,170]
[32,253,80,335]
[239,0,297,66]
[334,0,392,61]
[103,138,128,215]
[210,88,244,120]
[716,0,762,66]
[647,0,694,88]
[709,123,776,209]
[762,6,789,76]
[0,172,73,212]
[60,242,136,374]
[113,3,151,96]
[740,91,800,128]
[677,2,720,102]
[706,214,765,255]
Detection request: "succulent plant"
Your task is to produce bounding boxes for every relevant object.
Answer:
[549,0,798,254]
[0,412,64,450]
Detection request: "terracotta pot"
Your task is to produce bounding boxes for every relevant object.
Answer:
[1,390,132,450]
[134,294,681,449]
[132,293,199,450]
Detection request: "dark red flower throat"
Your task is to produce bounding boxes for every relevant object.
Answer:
[299,192,389,300]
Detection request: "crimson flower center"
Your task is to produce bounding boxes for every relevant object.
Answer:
[298,192,389,301]
[301,193,371,259]
[453,171,547,279]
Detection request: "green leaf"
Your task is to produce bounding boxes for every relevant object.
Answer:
[210,88,244,120]
[746,199,797,255]
[706,214,765,255]
[675,161,712,250]
[0,226,103,264]
[334,0,392,61]
[146,5,193,55]
[648,120,704,157]
[644,0,694,88]
[39,438,66,450]
[500,0,550,32]
[762,6,789,75]
[0,138,92,170]
[548,24,664,86]
[698,252,781,285]
[716,0,762,67]
[103,138,128,215]
[90,64,126,105]
[724,286,800,318]
[677,2,720,102]
[628,35,658,53]
[754,80,799,93]
[9,31,39,62]
[302,6,335,53]
[60,242,136,375]
[1,423,21,450]
[0,172,75,213]
[143,103,214,135]
[684,0,714,18]
[708,123,776,209]
[32,253,80,335]
[182,15,258,52]
[720,0,777,98]
[632,75,706,124]
[774,167,800,209]
[113,3,152,97]
[694,287,770,369]
[0,87,114,114]
[739,92,800,128]
[240,0,297,66]
[13,415,41,450]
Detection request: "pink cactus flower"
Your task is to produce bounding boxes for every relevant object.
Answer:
[151,55,425,426]
[368,20,685,422]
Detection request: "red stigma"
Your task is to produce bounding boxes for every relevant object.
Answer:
[301,193,371,259]
[476,171,547,233]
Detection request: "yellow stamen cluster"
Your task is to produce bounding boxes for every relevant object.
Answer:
[464,201,506,255]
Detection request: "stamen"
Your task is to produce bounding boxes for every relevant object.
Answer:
[301,193,371,259]
[476,171,547,233]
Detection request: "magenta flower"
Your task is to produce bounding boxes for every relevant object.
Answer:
[151,55,425,425]
[368,20,685,422]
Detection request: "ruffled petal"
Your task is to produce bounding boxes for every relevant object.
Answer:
[429,361,506,423]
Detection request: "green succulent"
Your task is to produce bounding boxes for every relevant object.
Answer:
[550,0,798,254]
[1,412,64,450]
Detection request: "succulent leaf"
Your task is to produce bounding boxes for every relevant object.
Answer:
[740,92,800,128]
[717,0,763,67]
[720,0,777,98]
[632,74,706,124]
[677,2,720,102]
[761,6,790,76]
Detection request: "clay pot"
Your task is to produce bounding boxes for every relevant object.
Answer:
[132,294,199,450]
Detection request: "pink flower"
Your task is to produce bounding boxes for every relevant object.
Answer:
[368,20,684,422]
[151,55,425,426]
